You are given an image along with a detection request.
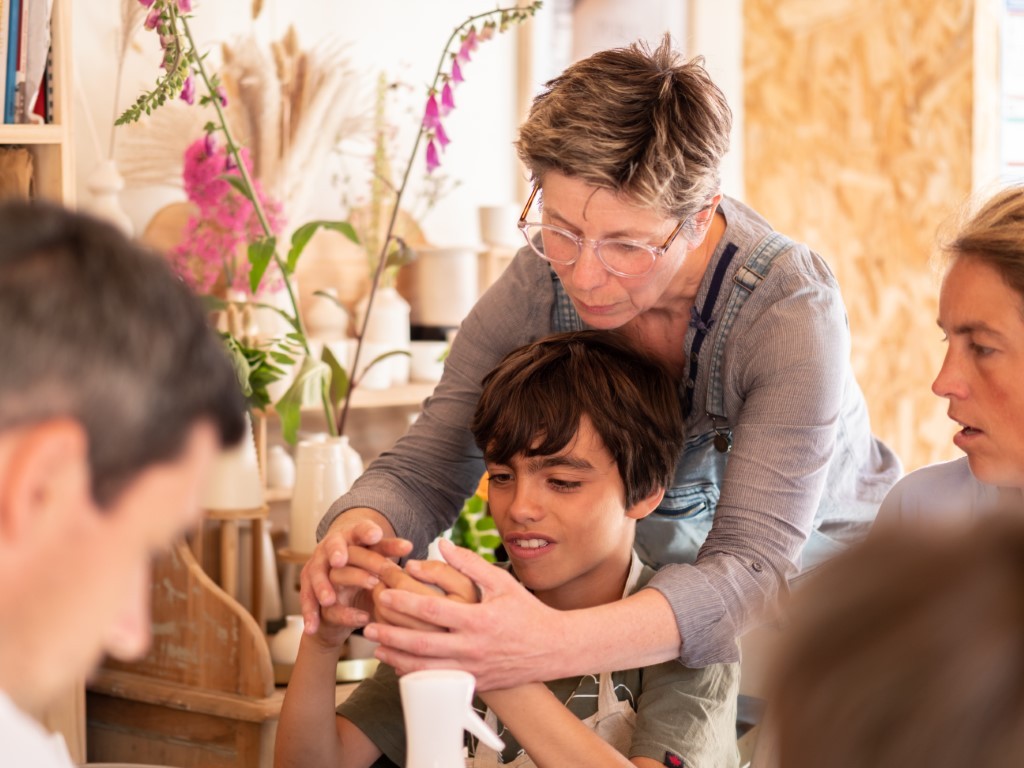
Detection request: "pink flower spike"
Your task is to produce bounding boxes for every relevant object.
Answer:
[144,7,161,29]
[176,0,193,11]
[451,59,464,83]
[478,23,495,42]
[426,139,440,173]
[436,121,450,149]
[138,0,155,7]
[203,132,216,156]
[422,92,441,129]
[457,33,474,64]
[216,86,228,107]
[440,82,455,115]
[180,75,195,105]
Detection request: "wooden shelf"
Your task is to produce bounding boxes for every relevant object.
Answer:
[0,123,68,144]
[349,381,435,409]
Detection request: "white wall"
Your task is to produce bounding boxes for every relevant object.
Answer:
[74,0,528,247]
[73,1,743,243]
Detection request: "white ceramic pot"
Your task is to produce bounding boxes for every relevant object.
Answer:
[355,286,411,386]
[269,614,304,665]
[408,246,480,330]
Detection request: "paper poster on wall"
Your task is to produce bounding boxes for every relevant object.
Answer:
[571,0,688,62]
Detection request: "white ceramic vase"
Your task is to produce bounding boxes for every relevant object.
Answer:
[356,286,411,387]
[288,435,362,554]
[269,614,305,665]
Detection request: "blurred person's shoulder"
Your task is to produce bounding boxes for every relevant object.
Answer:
[874,456,1000,531]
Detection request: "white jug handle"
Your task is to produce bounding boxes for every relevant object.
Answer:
[464,708,505,752]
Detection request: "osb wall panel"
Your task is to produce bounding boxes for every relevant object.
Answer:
[744,0,974,471]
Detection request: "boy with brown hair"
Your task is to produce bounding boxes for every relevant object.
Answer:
[277,331,738,767]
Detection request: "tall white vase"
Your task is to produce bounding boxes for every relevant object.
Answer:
[289,435,362,554]
[356,286,411,387]
[85,159,133,237]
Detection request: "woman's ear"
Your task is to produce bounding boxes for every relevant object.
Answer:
[0,421,91,549]
[625,486,665,521]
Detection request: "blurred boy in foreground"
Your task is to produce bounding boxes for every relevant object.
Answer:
[0,201,245,765]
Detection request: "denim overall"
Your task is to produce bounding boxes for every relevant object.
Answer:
[551,232,794,569]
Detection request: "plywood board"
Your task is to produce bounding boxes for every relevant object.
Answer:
[743,0,975,471]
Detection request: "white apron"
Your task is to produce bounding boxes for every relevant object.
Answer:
[467,554,644,767]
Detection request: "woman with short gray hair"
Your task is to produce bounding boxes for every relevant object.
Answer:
[303,35,901,687]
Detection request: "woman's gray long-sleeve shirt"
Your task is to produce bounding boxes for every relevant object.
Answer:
[319,197,901,666]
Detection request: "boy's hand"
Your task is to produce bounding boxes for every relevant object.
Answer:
[373,557,479,631]
[310,545,402,650]
[299,509,413,634]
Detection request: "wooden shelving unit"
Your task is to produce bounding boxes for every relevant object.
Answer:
[14,1,79,757]
[0,0,73,204]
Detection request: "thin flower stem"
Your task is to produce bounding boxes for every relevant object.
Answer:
[339,3,534,437]
[181,15,338,436]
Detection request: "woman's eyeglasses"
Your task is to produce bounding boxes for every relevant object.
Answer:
[516,184,707,278]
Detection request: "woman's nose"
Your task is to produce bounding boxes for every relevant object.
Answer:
[568,241,609,290]
[932,347,967,400]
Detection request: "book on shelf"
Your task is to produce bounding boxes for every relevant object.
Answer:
[21,0,52,123]
[0,0,9,116]
[3,0,20,123]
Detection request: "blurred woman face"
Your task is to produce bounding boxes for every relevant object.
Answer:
[933,256,1024,487]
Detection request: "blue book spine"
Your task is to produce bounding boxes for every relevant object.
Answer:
[4,0,20,123]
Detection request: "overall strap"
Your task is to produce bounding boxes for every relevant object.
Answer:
[705,231,793,426]
[682,243,739,418]
[550,271,585,332]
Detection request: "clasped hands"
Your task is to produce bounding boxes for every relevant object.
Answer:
[298,517,478,650]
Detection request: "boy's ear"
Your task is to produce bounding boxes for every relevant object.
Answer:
[625,486,665,521]
[0,421,92,549]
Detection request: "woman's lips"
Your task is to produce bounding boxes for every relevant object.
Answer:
[573,298,618,316]
[951,417,984,449]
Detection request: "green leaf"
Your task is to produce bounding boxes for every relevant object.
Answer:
[356,349,411,386]
[478,534,502,549]
[287,220,360,274]
[269,351,295,366]
[313,289,346,310]
[224,174,256,204]
[322,344,351,407]
[247,237,277,294]
[274,355,331,444]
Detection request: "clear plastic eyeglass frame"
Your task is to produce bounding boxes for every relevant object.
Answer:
[516,183,708,278]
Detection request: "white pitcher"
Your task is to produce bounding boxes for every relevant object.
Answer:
[399,669,504,768]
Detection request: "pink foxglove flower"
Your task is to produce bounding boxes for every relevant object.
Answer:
[435,121,450,149]
[144,7,161,29]
[425,139,440,173]
[458,28,478,63]
[180,75,195,104]
[176,0,192,11]
[451,58,464,83]
[422,92,441,130]
[216,86,228,107]
[137,0,156,6]
[440,82,455,115]
[173,136,284,295]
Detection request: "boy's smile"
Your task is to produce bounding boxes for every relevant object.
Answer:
[485,416,661,611]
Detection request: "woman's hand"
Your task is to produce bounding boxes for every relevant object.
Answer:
[363,538,567,690]
[372,557,479,631]
[299,508,413,635]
